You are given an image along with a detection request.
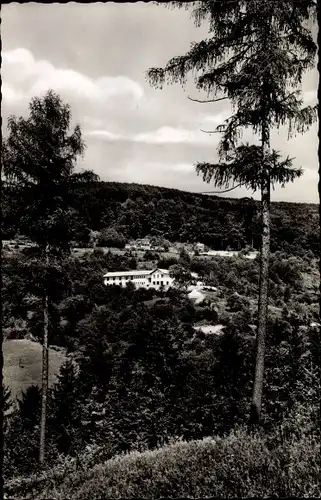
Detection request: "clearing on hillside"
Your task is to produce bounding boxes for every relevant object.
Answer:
[3,339,66,401]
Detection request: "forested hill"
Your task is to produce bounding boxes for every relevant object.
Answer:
[2,181,319,255]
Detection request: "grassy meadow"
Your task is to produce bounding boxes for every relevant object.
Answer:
[3,339,66,401]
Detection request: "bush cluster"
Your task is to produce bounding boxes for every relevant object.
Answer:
[5,416,320,499]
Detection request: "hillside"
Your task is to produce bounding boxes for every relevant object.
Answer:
[5,423,320,499]
[2,181,320,490]
[2,181,319,255]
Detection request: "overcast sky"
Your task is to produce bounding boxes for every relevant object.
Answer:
[2,3,318,202]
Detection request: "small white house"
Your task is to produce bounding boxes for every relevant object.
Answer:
[125,243,137,251]
[103,268,174,290]
[193,324,225,336]
[194,242,205,253]
[136,239,151,251]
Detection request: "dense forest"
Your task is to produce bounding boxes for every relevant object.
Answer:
[3,246,320,485]
[2,181,319,255]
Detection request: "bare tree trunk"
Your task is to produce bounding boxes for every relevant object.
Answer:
[250,132,271,426]
[39,245,49,464]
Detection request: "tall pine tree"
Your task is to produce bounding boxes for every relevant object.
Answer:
[147,0,317,424]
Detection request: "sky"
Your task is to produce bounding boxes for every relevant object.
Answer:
[2,2,319,203]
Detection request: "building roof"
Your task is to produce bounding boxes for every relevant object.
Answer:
[103,268,171,278]
[103,270,153,277]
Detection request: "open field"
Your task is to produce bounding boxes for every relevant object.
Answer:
[72,246,180,258]
[3,241,258,262]
[3,339,67,401]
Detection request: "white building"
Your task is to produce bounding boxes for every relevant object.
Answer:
[103,268,174,291]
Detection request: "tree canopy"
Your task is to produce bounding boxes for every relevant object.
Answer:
[2,89,99,255]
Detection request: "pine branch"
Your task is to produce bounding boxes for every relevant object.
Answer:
[202,183,244,194]
[200,128,226,134]
[187,96,229,104]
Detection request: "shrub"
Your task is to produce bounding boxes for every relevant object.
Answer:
[97,228,126,249]
[6,423,319,499]
[4,385,43,478]
[3,317,28,339]
[226,292,250,312]
[143,250,159,261]
[157,256,178,269]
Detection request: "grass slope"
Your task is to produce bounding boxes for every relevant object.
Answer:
[3,339,66,400]
[5,426,320,499]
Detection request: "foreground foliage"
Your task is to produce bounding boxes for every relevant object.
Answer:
[5,402,320,499]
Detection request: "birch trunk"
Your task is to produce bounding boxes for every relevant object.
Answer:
[39,245,49,464]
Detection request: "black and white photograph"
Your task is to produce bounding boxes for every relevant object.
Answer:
[1,1,320,498]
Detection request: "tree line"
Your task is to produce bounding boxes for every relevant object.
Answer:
[2,180,319,256]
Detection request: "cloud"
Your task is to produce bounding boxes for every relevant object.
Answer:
[109,160,198,186]
[172,163,195,173]
[82,116,105,129]
[86,129,124,141]
[133,126,218,145]
[2,48,144,105]
[303,90,317,104]
[200,112,231,127]
[133,126,192,144]
[301,167,318,181]
[85,125,219,146]
[1,82,24,103]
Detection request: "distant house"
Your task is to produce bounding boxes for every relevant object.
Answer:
[103,268,174,290]
[125,243,137,251]
[200,250,237,257]
[136,238,151,251]
[194,242,205,253]
[193,324,225,336]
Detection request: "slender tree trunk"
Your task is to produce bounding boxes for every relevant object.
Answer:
[250,130,271,426]
[39,245,50,464]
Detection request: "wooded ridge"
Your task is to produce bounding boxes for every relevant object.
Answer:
[2,180,319,255]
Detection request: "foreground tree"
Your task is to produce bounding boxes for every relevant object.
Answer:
[51,360,83,455]
[2,90,99,464]
[147,0,317,424]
